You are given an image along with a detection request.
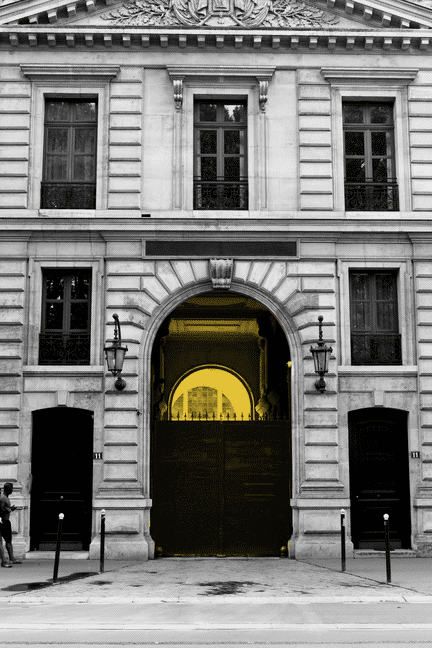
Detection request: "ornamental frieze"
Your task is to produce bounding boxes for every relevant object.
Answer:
[101,0,339,28]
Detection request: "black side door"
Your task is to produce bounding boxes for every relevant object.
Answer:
[349,408,411,549]
[30,408,93,550]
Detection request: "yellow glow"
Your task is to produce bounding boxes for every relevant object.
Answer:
[171,367,252,420]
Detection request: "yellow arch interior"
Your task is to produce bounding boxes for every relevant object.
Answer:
[171,367,252,420]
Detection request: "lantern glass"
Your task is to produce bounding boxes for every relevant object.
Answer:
[104,346,116,372]
[114,347,127,372]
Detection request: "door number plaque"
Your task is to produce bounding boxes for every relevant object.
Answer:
[93,452,103,460]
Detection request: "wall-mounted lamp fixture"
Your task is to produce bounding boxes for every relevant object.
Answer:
[310,315,332,393]
[104,313,128,391]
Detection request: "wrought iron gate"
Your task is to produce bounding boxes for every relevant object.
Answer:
[151,420,291,556]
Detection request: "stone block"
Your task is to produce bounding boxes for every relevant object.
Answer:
[410,101,432,116]
[0,145,28,159]
[105,427,138,445]
[110,82,142,96]
[107,275,141,291]
[412,163,432,179]
[0,446,18,462]
[104,510,141,534]
[305,428,338,445]
[0,292,25,307]
[108,261,154,275]
[302,509,340,534]
[304,409,338,428]
[299,146,332,162]
[248,261,271,286]
[109,177,141,192]
[103,463,138,481]
[171,261,195,286]
[299,100,331,115]
[300,193,333,210]
[299,130,332,145]
[304,463,339,481]
[141,276,169,303]
[0,465,18,481]
[413,195,432,210]
[110,114,142,129]
[298,115,331,131]
[110,98,141,113]
[412,179,432,193]
[298,85,331,100]
[104,445,138,462]
[105,409,138,427]
[410,144,432,161]
[191,260,209,281]
[233,261,251,282]
[411,132,432,146]
[304,446,338,462]
[274,277,299,303]
[261,262,286,293]
[0,194,27,209]
[301,276,335,293]
[156,261,183,293]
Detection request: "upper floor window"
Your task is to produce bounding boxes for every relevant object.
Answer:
[41,100,97,209]
[343,102,398,211]
[39,270,91,365]
[350,271,401,365]
[194,100,248,210]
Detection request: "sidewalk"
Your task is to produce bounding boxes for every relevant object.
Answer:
[2,555,432,604]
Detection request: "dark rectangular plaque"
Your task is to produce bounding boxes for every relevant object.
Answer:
[146,241,297,257]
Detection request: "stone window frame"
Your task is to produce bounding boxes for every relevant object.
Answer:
[167,65,275,214]
[26,259,103,367]
[338,259,414,368]
[21,65,119,213]
[321,68,418,214]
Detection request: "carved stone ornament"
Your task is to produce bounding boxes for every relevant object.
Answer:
[102,0,338,28]
[210,258,233,290]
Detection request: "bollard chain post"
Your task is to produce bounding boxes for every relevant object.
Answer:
[100,509,106,574]
[340,509,346,572]
[383,513,391,584]
[52,512,64,584]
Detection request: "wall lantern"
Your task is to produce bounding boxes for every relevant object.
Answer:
[104,313,128,391]
[310,315,332,393]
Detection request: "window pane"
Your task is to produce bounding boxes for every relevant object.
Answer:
[224,130,241,154]
[224,104,246,123]
[376,302,396,331]
[351,302,371,331]
[370,105,392,124]
[200,130,217,154]
[74,128,96,155]
[351,274,370,301]
[345,132,365,156]
[200,157,217,179]
[74,102,97,122]
[70,274,90,300]
[199,104,217,121]
[376,274,396,301]
[45,303,63,330]
[343,105,364,124]
[46,129,68,155]
[225,157,240,180]
[345,159,366,182]
[371,131,390,156]
[70,303,89,330]
[45,275,64,300]
[46,101,70,122]
[372,158,391,182]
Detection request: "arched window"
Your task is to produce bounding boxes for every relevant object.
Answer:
[170,366,253,420]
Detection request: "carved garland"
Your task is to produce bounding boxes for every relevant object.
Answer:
[102,0,338,28]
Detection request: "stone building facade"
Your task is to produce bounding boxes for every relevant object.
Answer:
[1,0,432,559]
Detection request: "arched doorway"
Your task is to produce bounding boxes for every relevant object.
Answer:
[348,408,411,549]
[150,292,292,556]
[30,407,94,551]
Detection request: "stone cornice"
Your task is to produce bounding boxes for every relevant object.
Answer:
[2,26,432,50]
[21,63,120,80]
[321,66,418,84]
[2,0,432,30]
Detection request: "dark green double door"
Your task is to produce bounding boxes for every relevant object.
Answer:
[152,421,291,556]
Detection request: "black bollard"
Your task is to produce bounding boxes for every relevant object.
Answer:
[100,509,106,574]
[52,513,64,584]
[340,509,346,572]
[384,513,391,584]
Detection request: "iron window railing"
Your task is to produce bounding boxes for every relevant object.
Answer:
[194,178,248,210]
[345,181,399,211]
[39,333,90,365]
[351,333,402,365]
[41,182,96,209]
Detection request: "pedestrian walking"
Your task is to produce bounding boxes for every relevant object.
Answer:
[0,483,22,566]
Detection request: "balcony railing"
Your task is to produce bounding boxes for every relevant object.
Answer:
[194,178,248,210]
[345,181,399,211]
[351,333,402,365]
[39,333,90,365]
[41,182,96,209]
